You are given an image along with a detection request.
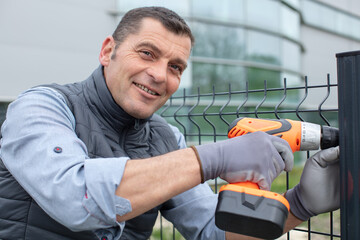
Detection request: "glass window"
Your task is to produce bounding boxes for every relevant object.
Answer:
[281,5,300,40]
[337,14,353,38]
[246,67,281,90]
[282,39,301,72]
[319,4,337,30]
[246,0,280,33]
[280,72,302,102]
[280,72,302,87]
[191,0,245,23]
[191,63,245,93]
[244,67,285,111]
[302,1,324,27]
[245,68,300,104]
[246,31,281,65]
[283,0,300,9]
[192,22,245,60]
[302,0,360,41]
[353,19,360,39]
[178,61,192,90]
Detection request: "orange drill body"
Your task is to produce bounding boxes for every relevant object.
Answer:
[228,117,303,153]
[215,117,339,239]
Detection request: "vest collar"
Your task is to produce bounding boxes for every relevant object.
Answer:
[84,65,151,131]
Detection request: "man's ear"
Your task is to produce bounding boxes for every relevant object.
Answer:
[99,36,116,66]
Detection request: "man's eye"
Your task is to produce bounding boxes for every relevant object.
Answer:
[170,64,182,73]
[140,51,152,58]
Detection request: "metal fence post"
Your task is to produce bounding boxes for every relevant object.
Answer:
[336,50,360,240]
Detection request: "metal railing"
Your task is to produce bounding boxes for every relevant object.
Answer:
[156,75,340,239]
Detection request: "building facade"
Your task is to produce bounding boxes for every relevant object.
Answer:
[1,0,360,124]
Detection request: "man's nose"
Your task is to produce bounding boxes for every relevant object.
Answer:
[147,61,167,83]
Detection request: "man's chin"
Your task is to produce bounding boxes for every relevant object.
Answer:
[127,108,155,120]
[121,101,162,119]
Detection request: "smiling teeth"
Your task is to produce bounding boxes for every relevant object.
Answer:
[135,83,158,95]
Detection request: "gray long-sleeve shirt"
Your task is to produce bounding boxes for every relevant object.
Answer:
[0,87,225,240]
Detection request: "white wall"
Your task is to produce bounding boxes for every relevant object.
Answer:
[0,0,116,100]
[301,27,360,83]
[300,25,360,108]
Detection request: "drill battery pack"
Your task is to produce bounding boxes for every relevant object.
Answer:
[215,183,289,239]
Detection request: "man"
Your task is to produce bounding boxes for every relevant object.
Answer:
[0,6,339,240]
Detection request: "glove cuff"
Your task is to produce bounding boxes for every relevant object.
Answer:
[285,186,316,221]
[190,146,205,183]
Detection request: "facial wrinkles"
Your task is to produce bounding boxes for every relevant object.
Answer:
[135,30,190,67]
[126,45,164,95]
[128,38,187,96]
[117,56,164,99]
[105,22,191,119]
[113,20,191,103]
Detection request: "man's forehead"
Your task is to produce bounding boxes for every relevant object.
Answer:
[137,18,191,44]
[134,19,191,52]
[136,18,171,36]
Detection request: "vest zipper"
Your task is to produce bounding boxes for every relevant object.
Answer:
[134,119,140,130]
[120,119,139,151]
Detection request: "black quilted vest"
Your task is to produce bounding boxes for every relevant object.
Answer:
[0,65,179,240]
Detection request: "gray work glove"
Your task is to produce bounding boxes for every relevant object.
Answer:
[191,131,294,190]
[285,146,340,221]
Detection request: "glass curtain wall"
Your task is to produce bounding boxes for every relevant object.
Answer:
[116,0,302,95]
[302,0,360,41]
[115,0,302,141]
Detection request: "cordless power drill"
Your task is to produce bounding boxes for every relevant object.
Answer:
[215,117,339,239]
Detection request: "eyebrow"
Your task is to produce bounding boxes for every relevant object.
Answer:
[136,41,188,70]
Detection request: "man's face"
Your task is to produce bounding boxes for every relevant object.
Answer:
[100,18,192,119]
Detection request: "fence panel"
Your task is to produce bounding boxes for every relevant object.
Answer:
[155,75,340,239]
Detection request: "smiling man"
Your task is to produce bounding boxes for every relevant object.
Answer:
[0,6,340,240]
[101,17,191,119]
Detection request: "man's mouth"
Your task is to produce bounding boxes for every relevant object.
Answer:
[134,83,159,96]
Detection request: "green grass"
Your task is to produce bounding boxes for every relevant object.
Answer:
[271,166,303,193]
[150,227,185,240]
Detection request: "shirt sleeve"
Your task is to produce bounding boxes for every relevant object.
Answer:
[165,124,226,240]
[0,87,130,235]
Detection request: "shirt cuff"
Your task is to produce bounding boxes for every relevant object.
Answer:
[83,156,131,225]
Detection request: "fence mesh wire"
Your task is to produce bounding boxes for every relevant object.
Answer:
[155,75,340,239]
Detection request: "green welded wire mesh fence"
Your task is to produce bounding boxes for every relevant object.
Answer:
[156,75,340,240]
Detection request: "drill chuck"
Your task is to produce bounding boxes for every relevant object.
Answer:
[299,122,339,151]
[321,126,339,149]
